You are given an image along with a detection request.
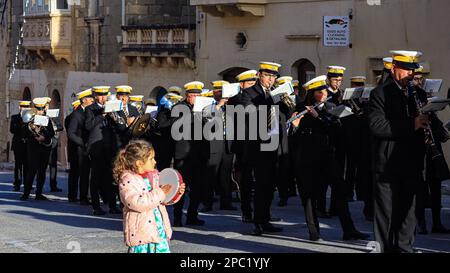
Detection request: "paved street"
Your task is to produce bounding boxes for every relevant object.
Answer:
[0,171,449,253]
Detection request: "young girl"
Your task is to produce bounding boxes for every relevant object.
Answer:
[113,140,185,253]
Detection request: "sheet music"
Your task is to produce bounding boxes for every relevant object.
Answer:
[145,106,159,118]
[270,82,294,97]
[33,115,49,127]
[361,87,375,99]
[343,87,364,100]
[424,79,443,93]
[222,83,241,98]
[46,109,60,118]
[421,99,450,113]
[328,105,354,118]
[104,100,123,113]
[193,97,216,112]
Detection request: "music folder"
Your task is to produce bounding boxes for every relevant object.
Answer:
[361,87,375,100]
[193,97,216,112]
[328,105,354,118]
[343,87,364,101]
[104,100,123,113]
[420,98,450,113]
[270,82,294,104]
[424,79,443,94]
[222,83,241,98]
[46,109,60,118]
[33,115,50,127]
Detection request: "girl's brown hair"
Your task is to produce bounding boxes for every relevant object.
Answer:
[113,140,155,184]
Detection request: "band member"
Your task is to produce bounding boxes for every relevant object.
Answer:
[85,86,122,215]
[378,57,393,85]
[274,76,295,207]
[46,97,64,193]
[67,89,94,205]
[240,62,290,236]
[66,100,79,201]
[290,75,369,241]
[171,81,209,226]
[344,76,366,202]
[317,66,347,218]
[145,98,157,107]
[413,66,450,234]
[10,101,31,191]
[152,86,183,171]
[129,95,145,115]
[369,50,427,253]
[20,98,55,201]
[115,85,140,147]
[228,70,257,223]
[202,80,236,212]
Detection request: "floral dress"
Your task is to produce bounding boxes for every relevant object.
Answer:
[128,176,171,254]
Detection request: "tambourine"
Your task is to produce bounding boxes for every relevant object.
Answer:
[159,168,184,206]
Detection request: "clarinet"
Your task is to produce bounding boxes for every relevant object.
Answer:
[286,96,333,125]
[408,81,442,160]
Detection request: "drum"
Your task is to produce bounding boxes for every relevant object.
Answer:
[158,168,184,206]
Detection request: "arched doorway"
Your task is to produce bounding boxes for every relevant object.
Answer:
[292,59,316,86]
[219,67,250,83]
[150,87,168,106]
[50,89,62,110]
[22,87,32,101]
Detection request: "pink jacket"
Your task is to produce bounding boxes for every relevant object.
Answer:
[119,170,173,247]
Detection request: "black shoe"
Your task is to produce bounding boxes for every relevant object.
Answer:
[242,215,253,223]
[68,198,79,203]
[173,218,183,227]
[365,214,374,222]
[431,224,450,234]
[20,194,29,201]
[343,230,370,241]
[35,194,48,201]
[270,217,283,222]
[278,199,287,207]
[80,199,91,206]
[288,190,297,197]
[199,206,213,213]
[186,218,205,226]
[251,224,263,236]
[418,223,428,235]
[220,205,237,211]
[109,207,122,214]
[13,186,21,192]
[93,209,106,216]
[309,234,322,242]
[316,211,332,219]
[261,223,283,233]
[50,188,63,193]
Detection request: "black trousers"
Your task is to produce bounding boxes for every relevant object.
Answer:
[89,148,117,210]
[238,160,254,217]
[49,145,58,190]
[68,147,90,201]
[204,146,234,208]
[174,157,205,221]
[13,143,27,187]
[23,144,50,196]
[416,176,443,227]
[253,150,278,224]
[374,173,419,253]
[296,136,356,237]
[276,154,291,201]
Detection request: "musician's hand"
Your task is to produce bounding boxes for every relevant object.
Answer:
[217,99,228,107]
[179,183,186,195]
[35,135,45,143]
[415,114,429,131]
[290,112,303,128]
[127,117,136,126]
[306,106,319,118]
[161,184,172,195]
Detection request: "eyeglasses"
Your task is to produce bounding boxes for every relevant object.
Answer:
[260,73,277,79]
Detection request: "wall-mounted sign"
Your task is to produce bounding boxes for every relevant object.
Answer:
[323,16,350,47]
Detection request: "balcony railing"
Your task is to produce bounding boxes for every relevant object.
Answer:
[121,24,196,68]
